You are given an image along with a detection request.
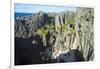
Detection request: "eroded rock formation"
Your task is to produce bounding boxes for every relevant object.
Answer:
[15,7,94,65]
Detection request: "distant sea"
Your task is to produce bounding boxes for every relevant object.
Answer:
[15,13,32,17]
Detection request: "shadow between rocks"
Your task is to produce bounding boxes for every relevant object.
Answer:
[57,49,85,62]
[15,35,46,65]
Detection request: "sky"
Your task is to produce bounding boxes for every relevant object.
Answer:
[15,3,77,13]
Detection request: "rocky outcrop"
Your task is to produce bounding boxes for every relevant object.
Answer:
[47,8,94,61]
[15,7,94,65]
[75,8,94,61]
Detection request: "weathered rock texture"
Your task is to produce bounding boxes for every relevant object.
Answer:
[75,8,94,61]
[15,7,94,65]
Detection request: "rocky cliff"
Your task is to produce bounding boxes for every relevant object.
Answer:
[15,7,94,65]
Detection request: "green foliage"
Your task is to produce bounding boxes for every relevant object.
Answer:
[37,23,54,36]
[61,17,75,32]
[67,17,75,24]
[37,28,48,36]
[70,29,76,33]
[62,23,68,32]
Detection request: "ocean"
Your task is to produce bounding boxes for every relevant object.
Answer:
[15,13,32,17]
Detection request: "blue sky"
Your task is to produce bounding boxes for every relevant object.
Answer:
[15,3,77,13]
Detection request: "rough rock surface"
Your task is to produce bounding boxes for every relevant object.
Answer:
[15,8,94,65]
[75,8,94,61]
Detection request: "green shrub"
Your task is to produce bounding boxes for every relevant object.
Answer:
[70,29,76,33]
[37,28,48,36]
[62,23,68,32]
[67,17,75,24]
